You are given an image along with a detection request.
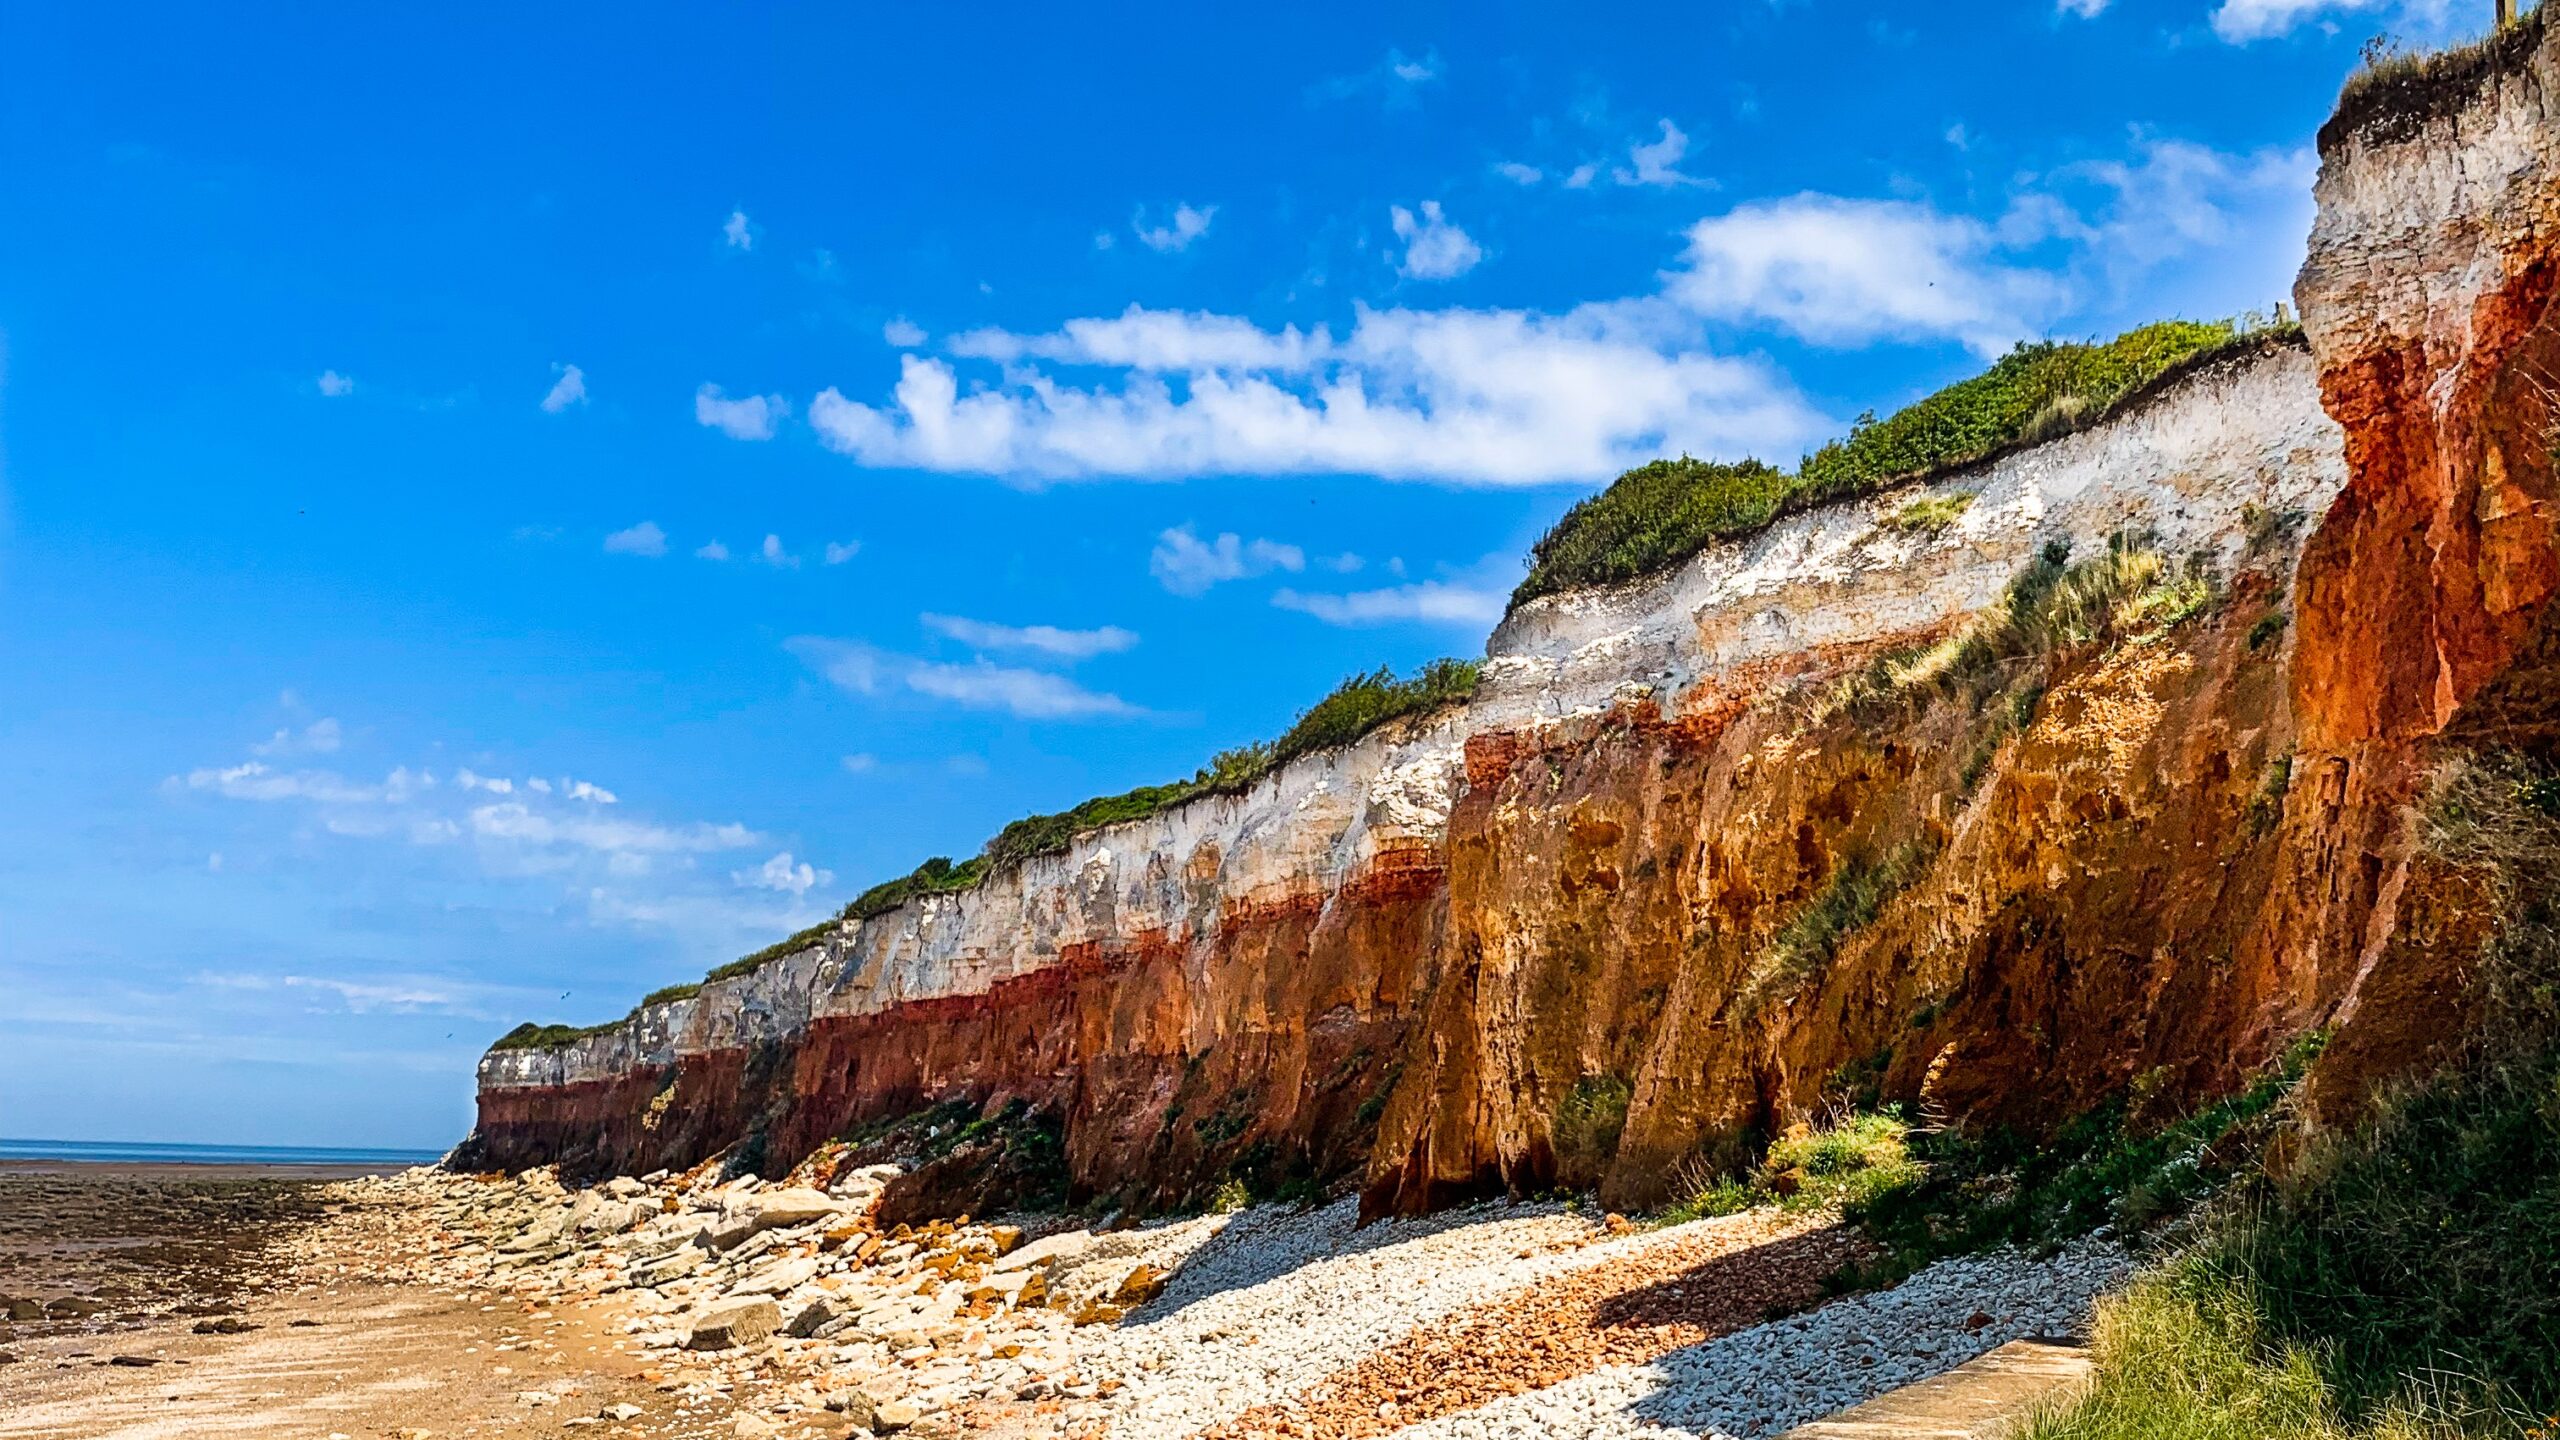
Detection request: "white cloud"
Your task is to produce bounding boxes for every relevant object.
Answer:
[922,613,1140,660]
[696,539,732,561]
[565,779,618,804]
[455,768,514,794]
[823,540,860,565]
[1150,526,1306,595]
[759,533,799,568]
[1391,201,1483,281]
[2058,0,2110,15]
[1390,50,1441,83]
[809,301,1826,486]
[883,317,928,348]
[255,717,343,757]
[695,384,786,440]
[2210,0,2382,41]
[1272,577,1507,628]
[181,761,434,806]
[736,850,832,896]
[604,520,668,557]
[541,363,587,413]
[468,801,755,856]
[949,306,1329,371]
[1493,162,1544,186]
[905,660,1145,718]
[1616,119,1705,188]
[840,753,877,775]
[1668,195,2068,356]
[316,370,354,397]
[789,638,1146,720]
[723,209,755,250]
[1133,203,1216,254]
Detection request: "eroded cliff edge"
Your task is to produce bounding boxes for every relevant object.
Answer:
[469,23,2560,1218]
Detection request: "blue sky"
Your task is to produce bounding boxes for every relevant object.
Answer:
[0,0,2482,1149]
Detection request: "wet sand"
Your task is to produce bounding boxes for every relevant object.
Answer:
[0,1165,692,1440]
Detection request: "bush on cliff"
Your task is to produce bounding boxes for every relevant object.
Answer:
[1510,315,2295,611]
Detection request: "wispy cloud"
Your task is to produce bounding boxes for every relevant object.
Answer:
[1309,46,1443,104]
[922,613,1140,660]
[723,209,755,251]
[790,637,1147,720]
[1133,203,1216,254]
[1272,560,1509,628]
[540,363,587,413]
[1615,119,1706,188]
[254,717,343,757]
[883,317,927,348]
[316,370,355,398]
[695,539,731,561]
[823,540,860,565]
[1150,526,1306,595]
[696,384,785,440]
[758,533,799,568]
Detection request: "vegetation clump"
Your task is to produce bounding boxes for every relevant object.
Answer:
[1657,1110,1921,1226]
[1512,316,2294,610]
[489,1020,620,1052]
[1879,492,1977,536]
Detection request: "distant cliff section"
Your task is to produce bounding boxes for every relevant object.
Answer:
[465,18,2560,1218]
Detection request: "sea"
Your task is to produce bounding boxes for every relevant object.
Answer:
[0,1137,446,1167]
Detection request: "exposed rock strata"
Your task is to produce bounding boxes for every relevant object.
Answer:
[473,341,2364,1213]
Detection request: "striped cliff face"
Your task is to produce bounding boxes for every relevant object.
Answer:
[471,336,2365,1214]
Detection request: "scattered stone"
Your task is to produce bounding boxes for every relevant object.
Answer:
[191,1317,261,1335]
[685,1297,782,1351]
[106,1354,160,1367]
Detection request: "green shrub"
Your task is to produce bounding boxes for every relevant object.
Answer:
[1552,1075,1635,1177]
[488,1020,619,1052]
[845,854,989,920]
[1515,457,1792,606]
[1799,321,2236,501]
[1512,317,2282,611]
[639,982,702,1007]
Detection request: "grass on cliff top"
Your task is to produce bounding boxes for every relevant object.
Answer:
[489,1020,620,1052]
[2324,7,2549,154]
[1510,314,2297,611]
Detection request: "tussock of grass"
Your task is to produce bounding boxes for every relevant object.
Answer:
[1512,316,2294,610]
[1827,533,2216,726]
[1881,492,1977,536]
[1736,841,1938,1018]
[1657,1111,1921,1226]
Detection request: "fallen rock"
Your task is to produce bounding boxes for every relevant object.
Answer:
[742,1187,842,1231]
[684,1297,781,1351]
[990,1230,1092,1274]
[191,1318,261,1335]
[874,1399,923,1433]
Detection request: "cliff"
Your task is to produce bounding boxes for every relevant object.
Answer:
[468,18,2560,1218]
